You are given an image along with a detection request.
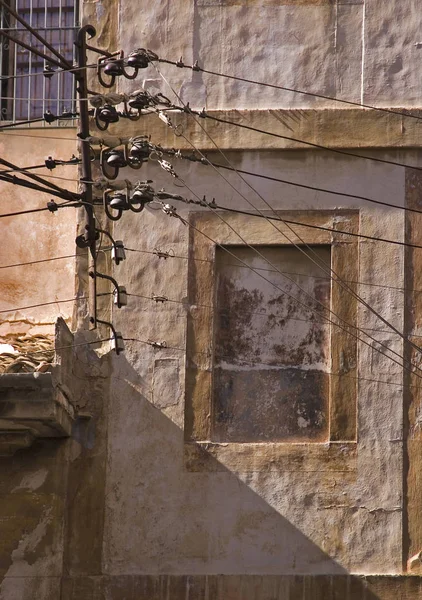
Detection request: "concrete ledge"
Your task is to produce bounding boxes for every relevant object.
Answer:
[0,319,76,456]
[93,108,422,151]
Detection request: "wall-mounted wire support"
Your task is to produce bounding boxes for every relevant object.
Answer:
[96,319,124,354]
[95,228,126,265]
[74,25,98,329]
[89,271,127,308]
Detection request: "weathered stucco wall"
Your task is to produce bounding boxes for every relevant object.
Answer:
[101,149,407,578]
[0,128,78,340]
[116,0,422,109]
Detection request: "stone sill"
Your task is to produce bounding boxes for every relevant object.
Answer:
[184,441,357,473]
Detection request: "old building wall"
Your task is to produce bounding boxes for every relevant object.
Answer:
[117,0,421,109]
[0,128,78,340]
[0,129,80,597]
[102,149,407,576]
[1,0,422,598]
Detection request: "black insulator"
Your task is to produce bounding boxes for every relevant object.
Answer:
[47,200,58,212]
[45,157,57,170]
[97,105,120,124]
[129,143,150,162]
[44,110,56,124]
[126,50,149,69]
[103,59,125,76]
[131,186,154,205]
[128,93,150,110]
[109,193,130,210]
[106,149,127,168]
[43,64,55,79]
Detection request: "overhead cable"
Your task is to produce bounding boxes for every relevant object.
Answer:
[158,146,422,217]
[158,201,422,379]
[123,246,422,295]
[0,254,78,269]
[1,247,419,296]
[128,292,422,340]
[4,335,415,391]
[124,336,420,391]
[157,56,422,123]
[155,66,422,363]
[177,106,422,173]
[168,195,422,252]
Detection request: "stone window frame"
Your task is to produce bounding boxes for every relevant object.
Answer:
[184,209,359,472]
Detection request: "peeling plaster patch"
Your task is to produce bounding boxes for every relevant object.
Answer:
[5,508,53,576]
[212,245,330,442]
[152,358,181,408]
[12,469,48,493]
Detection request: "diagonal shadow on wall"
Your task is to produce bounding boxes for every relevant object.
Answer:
[57,354,396,600]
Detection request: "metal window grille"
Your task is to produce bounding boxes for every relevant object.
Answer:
[0,0,79,122]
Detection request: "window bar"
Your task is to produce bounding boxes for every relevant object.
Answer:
[42,0,47,119]
[72,0,78,114]
[28,0,33,121]
[57,0,62,116]
[12,0,18,121]
[2,0,78,123]
[0,6,4,120]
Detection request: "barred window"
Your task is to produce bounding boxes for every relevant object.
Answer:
[0,0,79,122]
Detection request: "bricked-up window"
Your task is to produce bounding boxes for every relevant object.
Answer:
[185,211,359,471]
[0,0,78,121]
[212,245,331,443]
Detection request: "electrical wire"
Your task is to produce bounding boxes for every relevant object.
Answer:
[1,338,113,358]
[0,206,52,218]
[157,201,422,379]
[0,253,78,269]
[0,132,78,141]
[123,338,419,391]
[0,332,414,391]
[155,65,422,366]
[177,106,422,174]
[0,153,74,195]
[0,63,97,82]
[127,292,422,340]
[161,191,419,375]
[0,159,80,184]
[0,160,79,177]
[0,116,79,131]
[1,246,418,295]
[0,297,86,314]
[0,200,83,218]
[0,174,78,201]
[157,56,422,123]
[23,173,79,183]
[0,294,113,314]
[176,135,422,359]
[167,195,422,252]
[124,246,422,294]
[160,146,422,218]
